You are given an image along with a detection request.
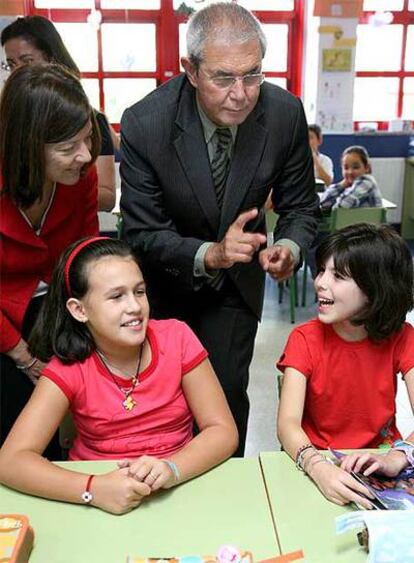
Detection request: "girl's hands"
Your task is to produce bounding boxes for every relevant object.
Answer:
[340,450,409,478]
[91,468,151,515]
[117,455,176,491]
[308,461,374,508]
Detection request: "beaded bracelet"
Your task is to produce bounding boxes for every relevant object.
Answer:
[297,446,319,472]
[295,443,314,470]
[162,459,180,482]
[16,357,38,371]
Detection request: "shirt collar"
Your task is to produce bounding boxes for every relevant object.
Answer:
[196,96,237,143]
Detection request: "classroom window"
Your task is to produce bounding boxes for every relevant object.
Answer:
[354,2,414,129]
[25,0,304,127]
[355,25,402,72]
[101,24,156,72]
[402,78,414,119]
[101,0,160,7]
[104,78,157,122]
[55,23,98,71]
[363,0,404,8]
[262,24,288,73]
[34,0,93,6]
[405,26,414,70]
[353,77,399,121]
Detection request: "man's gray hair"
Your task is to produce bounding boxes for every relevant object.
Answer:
[186,2,267,68]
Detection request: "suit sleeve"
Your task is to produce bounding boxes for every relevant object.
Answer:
[120,107,205,291]
[271,98,321,254]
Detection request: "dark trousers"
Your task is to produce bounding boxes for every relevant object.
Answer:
[0,296,61,460]
[151,279,258,457]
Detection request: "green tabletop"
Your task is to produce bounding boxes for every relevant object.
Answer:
[260,452,368,563]
[0,458,279,563]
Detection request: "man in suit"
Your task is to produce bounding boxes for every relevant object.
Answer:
[121,2,320,456]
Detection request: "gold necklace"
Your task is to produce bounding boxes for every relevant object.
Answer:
[97,341,145,411]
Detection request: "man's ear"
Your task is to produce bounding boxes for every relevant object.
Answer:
[181,57,198,88]
[66,298,88,323]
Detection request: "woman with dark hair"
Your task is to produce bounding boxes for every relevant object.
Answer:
[0,64,100,455]
[1,15,117,211]
[277,223,414,507]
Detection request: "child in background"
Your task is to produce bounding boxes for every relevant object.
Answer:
[308,124,334,187]
[0,237,238,514]
[277,224,414,508]
[320,145,382,210]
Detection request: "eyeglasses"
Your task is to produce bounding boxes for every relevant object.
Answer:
[204,71,265,90]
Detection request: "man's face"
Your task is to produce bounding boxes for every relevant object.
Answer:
[182,39,263,127]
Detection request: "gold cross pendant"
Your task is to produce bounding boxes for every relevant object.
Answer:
[123,395,136,411]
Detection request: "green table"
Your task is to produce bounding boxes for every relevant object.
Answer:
[0,458,279,563]
[260,452,368,562]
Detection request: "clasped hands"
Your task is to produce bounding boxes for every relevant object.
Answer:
[92,455,176,515]
[204,208,295,282]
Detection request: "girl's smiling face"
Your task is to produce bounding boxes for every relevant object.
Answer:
[71,255,150,353]
[341,151,370,187]
[314,256,369,340]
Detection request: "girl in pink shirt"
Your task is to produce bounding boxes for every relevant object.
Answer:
[0,237,238,514]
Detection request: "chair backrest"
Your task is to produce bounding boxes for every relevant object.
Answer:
[331,207,386,231]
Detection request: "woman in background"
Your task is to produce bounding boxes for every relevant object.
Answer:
[1,15,117,211]
[0,64,100,455]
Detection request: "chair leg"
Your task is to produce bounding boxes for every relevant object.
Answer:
[301,260,308,307]
[289,275,296,324]
[278,281,283,304]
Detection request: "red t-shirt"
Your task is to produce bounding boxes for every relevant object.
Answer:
[43,319,208,460]
[277,319,414,449]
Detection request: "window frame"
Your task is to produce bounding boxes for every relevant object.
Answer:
[354,0,414,130]
[25,0,305,127]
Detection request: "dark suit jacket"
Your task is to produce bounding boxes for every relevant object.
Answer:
[120,74,319,319]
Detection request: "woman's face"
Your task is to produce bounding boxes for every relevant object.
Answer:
[44,120,93,188]
[4,37,48,71]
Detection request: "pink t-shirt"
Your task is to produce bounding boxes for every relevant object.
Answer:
[43,319,208,460]
[277,319,414,449]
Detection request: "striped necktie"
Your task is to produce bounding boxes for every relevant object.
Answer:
[211,128,232,208]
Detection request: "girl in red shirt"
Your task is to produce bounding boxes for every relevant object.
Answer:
[0,237,238,515]
[277,223,414,508]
